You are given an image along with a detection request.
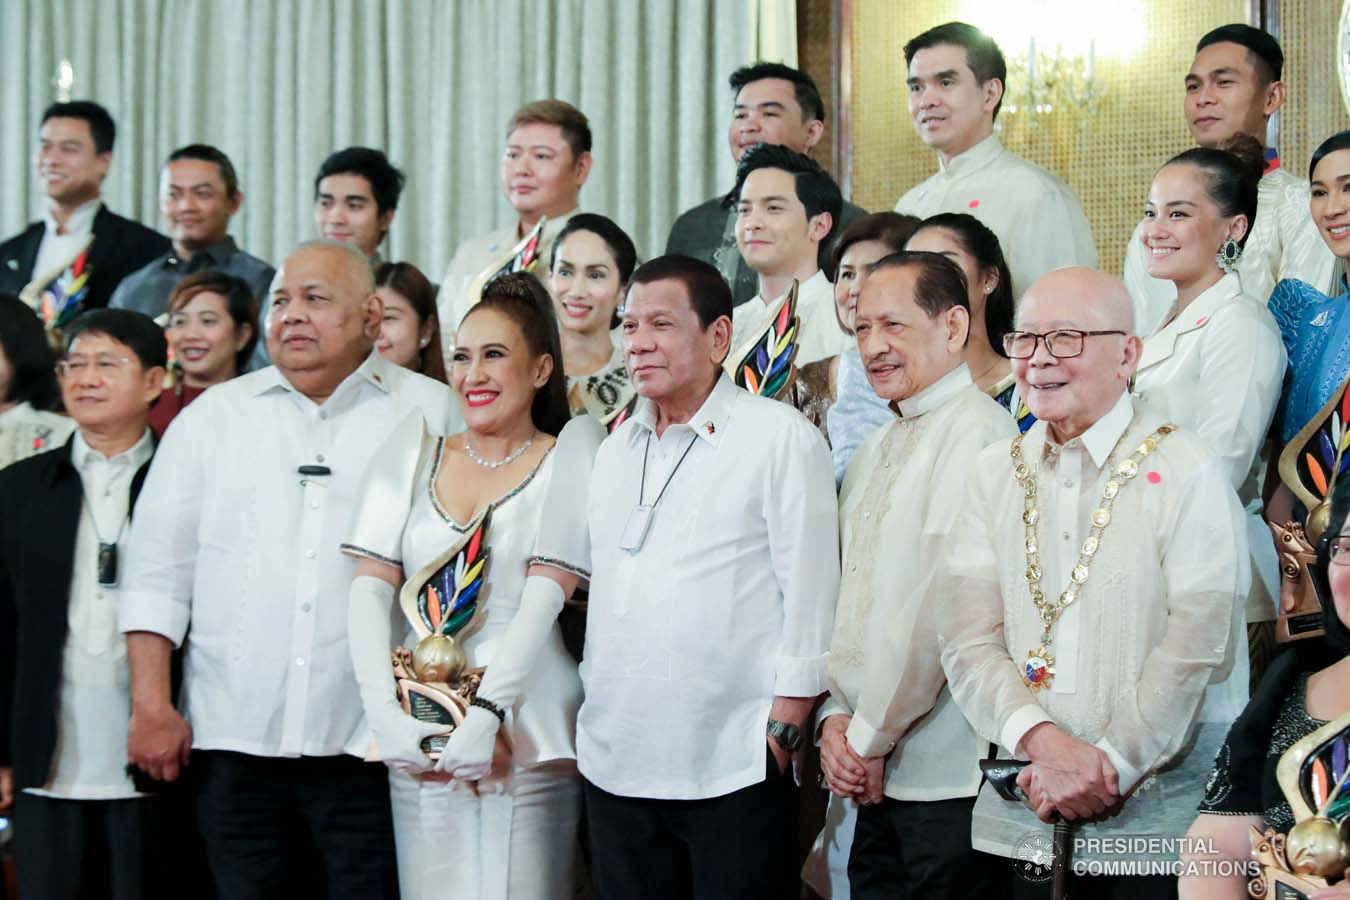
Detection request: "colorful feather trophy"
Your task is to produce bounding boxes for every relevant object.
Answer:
[464,216,549,312]
[400,510,492,642]
[38,250,91,329]
[1280,375,1350,541]
[1300,727,1350,824]
[725,280,800,399]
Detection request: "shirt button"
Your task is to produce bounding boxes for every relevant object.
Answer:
[319,410,328,421]
[311,500,320,509]
[850,564,858,573]
[96,591,104,600]
[302,602,312,612]
[316,453,325,463]
[305,549,316,559]
[1062,531,1071,541]
[863,511,872,519]
[1064,480,1074,488]
[295,657,306,667]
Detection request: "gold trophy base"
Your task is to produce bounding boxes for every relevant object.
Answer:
[397,680,468,757]
[1249,826,1333,898]
[1271,521,1326,643]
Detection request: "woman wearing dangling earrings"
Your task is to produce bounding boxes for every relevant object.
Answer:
[374,261,449,384]
[1133,133,1287,690]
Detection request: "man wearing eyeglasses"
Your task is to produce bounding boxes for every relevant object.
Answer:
[936,267,1249,898]
[0,309,174,898]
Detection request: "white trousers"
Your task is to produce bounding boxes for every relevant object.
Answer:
[389,760,581,900]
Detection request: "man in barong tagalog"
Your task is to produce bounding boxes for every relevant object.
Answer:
[810,251,1016,898]
[936,267,1250,899]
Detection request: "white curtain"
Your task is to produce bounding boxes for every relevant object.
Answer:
[0,0,796,277]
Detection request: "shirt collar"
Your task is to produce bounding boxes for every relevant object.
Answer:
[72,426,154,471]
[251,350,394,400]
[631,372,735,448]
[44,198,102,238]
[937,133,1001,177]
[1043,390,1134,468]
[896,363,973,418]
[165,236,239,268]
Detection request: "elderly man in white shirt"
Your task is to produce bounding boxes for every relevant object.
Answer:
[119,240,456,900]
[1123,25,1337,336]
[937,268,1248,900]
[579,255,839,900]
[729,143,853,367]
[808,251,1016,899]
[896,23,1097,301]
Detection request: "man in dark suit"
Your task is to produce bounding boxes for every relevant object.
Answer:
[0,101,169,327]
[665,63,866,307]
[0,309,169,899]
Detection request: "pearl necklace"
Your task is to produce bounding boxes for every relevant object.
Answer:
[1011,422,1174,691]
[464,432,535,469]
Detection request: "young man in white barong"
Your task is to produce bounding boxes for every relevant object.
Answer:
[812,251,1016,898]
[937,267,1250,899]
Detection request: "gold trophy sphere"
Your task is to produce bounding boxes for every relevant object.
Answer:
[1285,815,1350,878]
[412,634,467,683]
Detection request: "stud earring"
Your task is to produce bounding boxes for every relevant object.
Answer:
[1216,237,1241,274]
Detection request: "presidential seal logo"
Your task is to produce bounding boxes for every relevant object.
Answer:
[1012,830,1055,884]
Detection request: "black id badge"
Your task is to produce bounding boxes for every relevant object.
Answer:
[97,542,119,587]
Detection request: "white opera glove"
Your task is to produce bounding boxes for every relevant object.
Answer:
[349,575,444,774]
[437,706,500,781]
[434,575,567,777]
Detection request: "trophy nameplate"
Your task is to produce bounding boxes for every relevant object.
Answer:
[724,279,800,401]
[1249,713,1350,897]
[391,510,492,760]
[1270,521,1328,643]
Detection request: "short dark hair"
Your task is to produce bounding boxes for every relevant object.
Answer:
[727,143,843,246]
[465,273,570,437]
[909,213,1015,357]
[903,22,1007,120]
[1166,134,1265,247]
[374,261,447,384]
[1197,24,1283,85]
[0,296,62,411]
[866,251,971,323]
[1309,130,1350,182]
[314,147,406,216]
[62,308,168,371]
[167,271,259,376]
[507,100,593,159]
[41,100,116,154]
[627,255,733,331]
[552,214,640,283]
[728,62,826,123]
[166,144,240,198]
[829,212,922,275]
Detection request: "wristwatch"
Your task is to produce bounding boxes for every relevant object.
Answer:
[767,718,803,752]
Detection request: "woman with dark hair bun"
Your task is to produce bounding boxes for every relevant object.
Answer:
[1180,473,1350,899]
[1134,134,1286,689]
[547,213,637,420]
[0,295,74,467]
[343,270,602,899]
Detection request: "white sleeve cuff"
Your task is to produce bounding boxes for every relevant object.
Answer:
[774,653,827,698]
[117,592,189,648]
[1001,704,1054,757]
[845,714,897,759]
[1094,737,1146,796]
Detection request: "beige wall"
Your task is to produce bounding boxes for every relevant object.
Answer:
[848,0,1264,274]
[1279,0,1350,183]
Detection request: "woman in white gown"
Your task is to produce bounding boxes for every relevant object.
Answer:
[343,272,604,900]
[1132,135,1285,693]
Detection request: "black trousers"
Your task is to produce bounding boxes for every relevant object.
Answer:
[193,750,399,900]
[13,792,168,900]
[847,795,1003,899]
[584,757,796,900]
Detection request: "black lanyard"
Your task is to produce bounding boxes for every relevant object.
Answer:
[639,431,699,508]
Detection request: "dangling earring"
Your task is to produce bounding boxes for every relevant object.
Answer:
[1216,237,1241,274]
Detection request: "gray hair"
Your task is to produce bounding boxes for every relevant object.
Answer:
[291,238,376,297]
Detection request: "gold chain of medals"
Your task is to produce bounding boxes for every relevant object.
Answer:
[1010,423,1175,691]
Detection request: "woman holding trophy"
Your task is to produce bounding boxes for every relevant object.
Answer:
[342,272,603,899]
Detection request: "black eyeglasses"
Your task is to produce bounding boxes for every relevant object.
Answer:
[1002,329,1128,360]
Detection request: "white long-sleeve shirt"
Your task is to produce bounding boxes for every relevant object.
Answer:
[1124,164,1338,335]
[823,365,1016,802]
[578,373,839,800]
[895,135,1098,299]
[119,353,455,758]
